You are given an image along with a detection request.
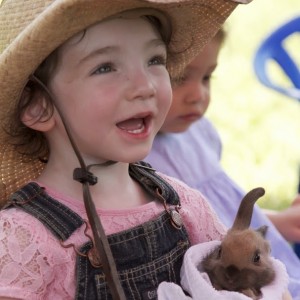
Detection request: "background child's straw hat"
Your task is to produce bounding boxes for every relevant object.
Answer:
[0,0,252,204]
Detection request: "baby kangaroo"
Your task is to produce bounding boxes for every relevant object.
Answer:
[201,187,275,299]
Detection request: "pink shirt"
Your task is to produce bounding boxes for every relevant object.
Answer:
[0,174,225,300]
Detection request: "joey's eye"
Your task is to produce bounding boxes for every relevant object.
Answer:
[149,55,166,66]
[253,251,261,263]
[216,246,222,259]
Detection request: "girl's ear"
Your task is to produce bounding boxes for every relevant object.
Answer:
[21,87,55,132]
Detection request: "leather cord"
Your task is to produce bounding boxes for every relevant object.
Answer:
[28,75,126,300]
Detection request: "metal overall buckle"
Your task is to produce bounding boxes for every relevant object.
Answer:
[155,188,183,230]
[60,220,102,268]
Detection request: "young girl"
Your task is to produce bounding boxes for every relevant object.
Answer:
[0,0,252,299]
[145,29,296,299]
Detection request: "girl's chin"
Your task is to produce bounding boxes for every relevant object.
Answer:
[129,148,154,162]
[110,152,152,164]
[130,153,152,163]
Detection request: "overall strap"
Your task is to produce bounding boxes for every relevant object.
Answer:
[129,161,180,206]
[7,182,84,241]
[6,163,180,238]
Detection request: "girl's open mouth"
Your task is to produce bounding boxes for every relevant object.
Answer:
[116,114,152,135]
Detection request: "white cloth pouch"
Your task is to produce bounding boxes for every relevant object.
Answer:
[158,241,289,300]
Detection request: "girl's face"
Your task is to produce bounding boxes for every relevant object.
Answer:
[48,17,172,164]
[160,38,221,133]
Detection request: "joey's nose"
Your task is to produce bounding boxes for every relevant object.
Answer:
[225,265,240,279]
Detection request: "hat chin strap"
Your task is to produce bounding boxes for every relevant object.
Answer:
[28,74,126,300]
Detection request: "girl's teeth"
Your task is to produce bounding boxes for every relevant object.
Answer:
[117,118,145,133]
[126,124,145,134]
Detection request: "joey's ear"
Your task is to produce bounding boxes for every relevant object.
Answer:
[21,86,55,132]
[256,225,268,237]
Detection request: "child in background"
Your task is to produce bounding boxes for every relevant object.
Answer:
[0,0,249,299]
[146,28,300,298]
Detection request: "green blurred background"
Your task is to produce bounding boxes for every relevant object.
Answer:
[208,0,300,210]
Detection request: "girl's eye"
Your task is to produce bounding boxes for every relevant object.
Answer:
[173,76,186,87]
[172,73,189,87]
[148,55,167,66]
[203,71,216,83]
[92,63,114,75]
[203,74,212,82]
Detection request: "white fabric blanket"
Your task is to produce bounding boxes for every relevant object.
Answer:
[158,241,289,300]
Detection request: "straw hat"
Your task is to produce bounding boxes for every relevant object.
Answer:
[0,0,252,204]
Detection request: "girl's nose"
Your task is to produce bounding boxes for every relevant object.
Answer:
[126,68,156,101]
[185,82,205,104]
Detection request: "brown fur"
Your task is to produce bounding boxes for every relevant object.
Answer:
[201,188,275,300]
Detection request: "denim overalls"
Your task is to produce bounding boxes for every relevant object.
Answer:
[8,162,190,299]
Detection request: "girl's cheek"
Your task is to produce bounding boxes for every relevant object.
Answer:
[162,90,172,117]
[160,73,172,100]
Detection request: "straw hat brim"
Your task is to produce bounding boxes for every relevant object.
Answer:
[0,0,239,203]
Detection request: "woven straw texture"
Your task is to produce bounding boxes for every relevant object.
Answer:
[0,0,242,204]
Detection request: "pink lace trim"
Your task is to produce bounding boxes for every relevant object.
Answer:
[0,175,225,299]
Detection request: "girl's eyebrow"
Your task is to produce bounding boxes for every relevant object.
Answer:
[147,38,167,54]
[149,38,166,48]
[77,38,166,66]
[186,64,218,74]
[78,46,117,66]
